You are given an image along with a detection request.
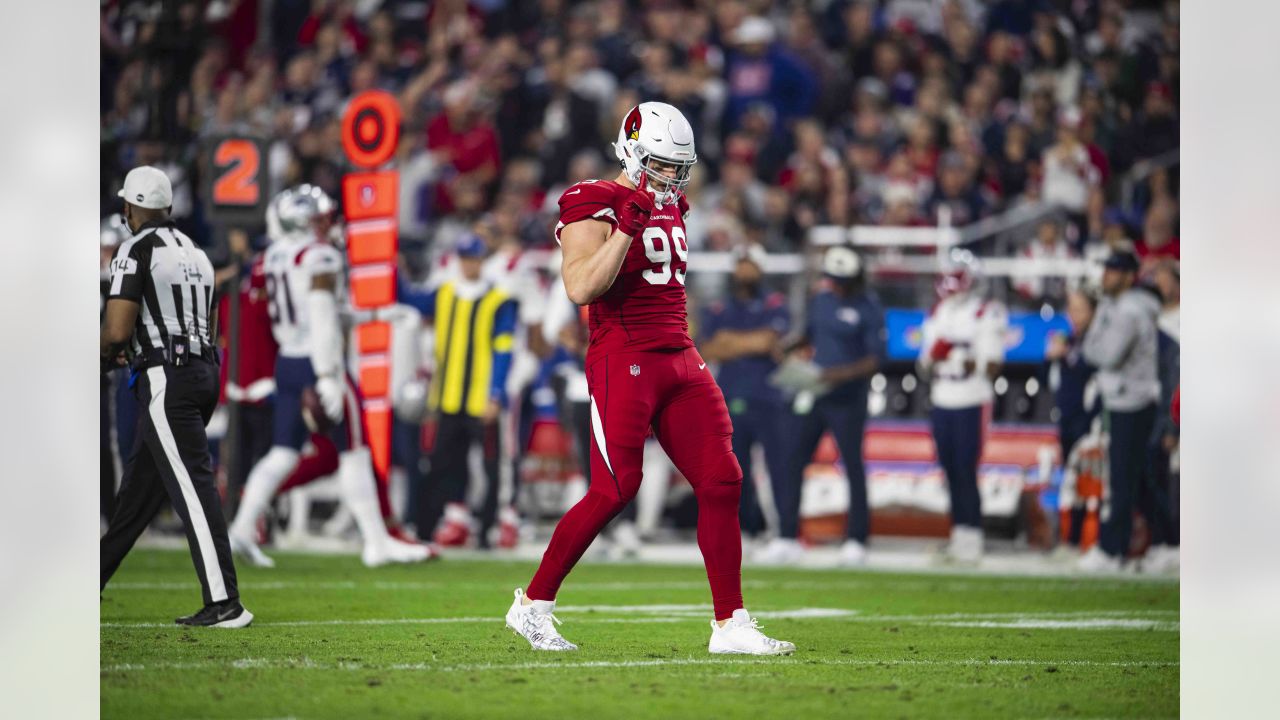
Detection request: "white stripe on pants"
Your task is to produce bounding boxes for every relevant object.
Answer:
[146,367,228,602]
[343,374,364,448]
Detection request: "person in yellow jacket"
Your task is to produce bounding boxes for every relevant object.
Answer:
[398,235,517,548]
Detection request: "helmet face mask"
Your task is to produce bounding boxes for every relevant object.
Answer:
[636,149,694,198]
[615,102,697,206]
[935,270,973,297]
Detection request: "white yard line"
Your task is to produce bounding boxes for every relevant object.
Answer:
[101,656,1180,675]
[107,577,1173,593]
[100,614,834,629]
[131,535,1180,583]
[421,657,1182,672]
[556,605,861,619]
[101,617,496,629]
[102,608,1176,630]
[110,581,362,591]
[934,619,1179,631]
[107,580,723,592]
[843,610,1179,620]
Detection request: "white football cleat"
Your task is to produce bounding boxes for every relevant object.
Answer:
[229,528,276,568]
[505,588,578,651]
[390,535,440,560]
[753,537,804,565]
[1139,544,1179,575]
[362,536,433,567]
[943,525,984,564]
[838,539,868,567]
[708,609,796,655]
[1076,545,1122,573]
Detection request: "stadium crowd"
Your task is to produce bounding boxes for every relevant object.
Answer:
[101,0,1179,564]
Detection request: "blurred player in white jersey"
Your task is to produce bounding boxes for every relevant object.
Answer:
[228,185,431,568]
[482,231,550,548]
[917,249,1008,563]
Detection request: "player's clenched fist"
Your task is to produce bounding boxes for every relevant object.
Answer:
[617,188,654,238]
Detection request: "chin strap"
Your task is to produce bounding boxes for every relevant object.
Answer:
[308,289,343,379]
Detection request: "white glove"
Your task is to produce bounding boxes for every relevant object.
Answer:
[315,375,345,422]
[394,379,428,424]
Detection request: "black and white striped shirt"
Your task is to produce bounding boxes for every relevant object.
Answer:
[107,220,216,356]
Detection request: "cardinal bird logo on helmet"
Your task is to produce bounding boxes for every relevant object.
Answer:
[624,106,642,141]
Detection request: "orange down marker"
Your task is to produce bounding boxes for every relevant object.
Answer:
[341,91,402,484]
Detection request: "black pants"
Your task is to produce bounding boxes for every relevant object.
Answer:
[101,376,117,520]
[781,390,870,543]
[226,400,274,515]
[101,360,240,606]
[1059,414,1092,467]
[396,416,426,527]
[1147,437,1179,547]
[101,369,142,520]
[417,412,502,543]
[1100,404,1164,557]
[931,405,984,529]
[728,397,791,537]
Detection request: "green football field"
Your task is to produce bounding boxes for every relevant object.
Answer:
[101,549,1178,719]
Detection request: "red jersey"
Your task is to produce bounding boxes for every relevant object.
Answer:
[218,255,279,404]
[426,113,502,214]
[555,179,694,358]
[1136,235,1180,262]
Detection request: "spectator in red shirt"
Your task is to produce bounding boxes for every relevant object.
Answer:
[426,80,502,216]
[218,252,279,501]
[1136,198,1180,263]
[297,0,367,56]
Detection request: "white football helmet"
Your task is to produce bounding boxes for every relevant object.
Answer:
[936,247,982,298]
[614,101,697,207]
[268,184,335,243]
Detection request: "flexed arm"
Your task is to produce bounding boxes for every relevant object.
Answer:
[560,178,654,305]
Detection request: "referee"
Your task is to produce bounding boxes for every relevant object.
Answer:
[100,166,252,628]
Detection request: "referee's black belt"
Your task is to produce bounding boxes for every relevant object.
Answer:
[131,345,218,370]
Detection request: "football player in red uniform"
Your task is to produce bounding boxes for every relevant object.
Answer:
[504,102,795,655]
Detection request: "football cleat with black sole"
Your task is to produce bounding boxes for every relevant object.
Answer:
[175,600,254,628]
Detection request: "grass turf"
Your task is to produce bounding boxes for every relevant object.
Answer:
[101,549,1178,719]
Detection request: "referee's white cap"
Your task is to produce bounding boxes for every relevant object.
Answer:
[117,165,173,209]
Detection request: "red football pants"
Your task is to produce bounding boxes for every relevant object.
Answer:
[276,433,340,495]
[527,347,744,620]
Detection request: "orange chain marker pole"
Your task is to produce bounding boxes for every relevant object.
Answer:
[341,91,401,484]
